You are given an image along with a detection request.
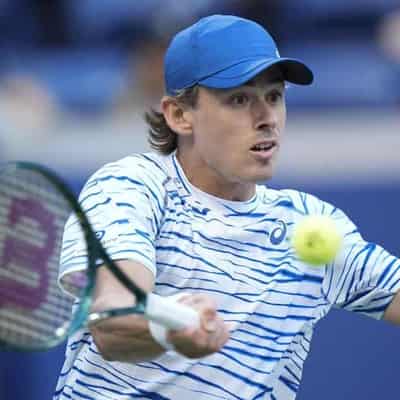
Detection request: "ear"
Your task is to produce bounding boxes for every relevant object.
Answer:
[161,96,193,137]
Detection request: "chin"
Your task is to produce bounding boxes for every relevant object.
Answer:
[234,159,276,184]
[240,171,273,185]
[255,174,273,184]
[244,156,277,183]
[251,166,275,183]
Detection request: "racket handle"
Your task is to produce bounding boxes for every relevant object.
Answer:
[146,293,200,330]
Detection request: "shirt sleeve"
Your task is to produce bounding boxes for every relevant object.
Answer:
[317,199,400,319]
[58,158,166,296]
[284,190,400,320]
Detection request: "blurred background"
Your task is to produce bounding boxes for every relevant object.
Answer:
[0,0,399,399]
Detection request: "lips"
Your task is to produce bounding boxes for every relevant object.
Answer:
[250,140,277,152]
[249,139,278,162]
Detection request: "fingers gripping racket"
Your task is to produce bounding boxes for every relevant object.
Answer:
[0,162,199,351]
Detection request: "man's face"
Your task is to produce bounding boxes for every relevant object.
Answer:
[177,67,287,200]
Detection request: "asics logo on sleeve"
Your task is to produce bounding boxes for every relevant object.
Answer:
[270,220,287,245]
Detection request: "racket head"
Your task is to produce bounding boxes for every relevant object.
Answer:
[0,161,95,351]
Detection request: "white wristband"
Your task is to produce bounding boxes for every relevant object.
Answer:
[148,320,175,350]
[148,292,189,351]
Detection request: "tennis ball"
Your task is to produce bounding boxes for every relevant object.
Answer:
[292,215,342,266]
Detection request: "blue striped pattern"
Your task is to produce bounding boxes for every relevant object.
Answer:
[55,152,400,399]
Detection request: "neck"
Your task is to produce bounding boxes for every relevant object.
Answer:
[176,151,256,202]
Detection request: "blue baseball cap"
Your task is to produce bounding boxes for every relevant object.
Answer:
[164,15,313,95]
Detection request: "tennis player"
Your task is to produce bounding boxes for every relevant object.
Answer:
[54,15,400,400]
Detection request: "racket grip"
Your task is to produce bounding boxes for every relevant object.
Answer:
[146,293,200,330]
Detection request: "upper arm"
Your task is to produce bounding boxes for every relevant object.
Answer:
[59,159,166,296]
[329,249,400,320]
[383,290,400,325]
[286,191,400,320]
[322,212,400,319]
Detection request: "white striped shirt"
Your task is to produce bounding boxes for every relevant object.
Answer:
[55,152,400,400]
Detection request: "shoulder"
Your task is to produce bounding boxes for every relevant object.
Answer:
[76,152,172,216]
[90,152,168,183]
[259,186,359,234]
[280,189,331,214]
[82,152,170,195]
[258,185,336,215]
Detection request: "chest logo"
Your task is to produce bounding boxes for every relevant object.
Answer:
[270,219,287,245]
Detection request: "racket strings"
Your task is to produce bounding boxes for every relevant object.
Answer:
[0,167,81,348]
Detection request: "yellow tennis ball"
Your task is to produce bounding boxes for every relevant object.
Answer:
[292,215,342,266]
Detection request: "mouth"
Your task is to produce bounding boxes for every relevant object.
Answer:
[249,140,278,159]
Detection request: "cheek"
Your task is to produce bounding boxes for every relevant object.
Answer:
[195,120,243,169]
[192,107,253,161]
[279,104,287,129]
[195,112,239,146]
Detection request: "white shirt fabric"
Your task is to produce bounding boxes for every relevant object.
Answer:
[54,152,400,400]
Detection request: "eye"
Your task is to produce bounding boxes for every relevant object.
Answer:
[229,93,249,106]
[266,90,283,104]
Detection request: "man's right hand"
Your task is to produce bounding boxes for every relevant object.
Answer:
[167,293,230,358]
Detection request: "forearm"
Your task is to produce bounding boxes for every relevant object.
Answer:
[90,315,166,363]
[89,290,165,363]
[89,267,230,362]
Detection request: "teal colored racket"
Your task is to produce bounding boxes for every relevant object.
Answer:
[0,162,199,351]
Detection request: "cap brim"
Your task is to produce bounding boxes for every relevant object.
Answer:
[199,57,313,89]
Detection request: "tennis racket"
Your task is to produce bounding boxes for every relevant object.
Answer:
[0,161,199,351]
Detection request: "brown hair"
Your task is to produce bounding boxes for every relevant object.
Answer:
[145,86,199,155]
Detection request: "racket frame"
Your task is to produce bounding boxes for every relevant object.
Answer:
[0,162,157,350]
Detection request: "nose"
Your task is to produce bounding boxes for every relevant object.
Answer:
[253,99,278,132]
